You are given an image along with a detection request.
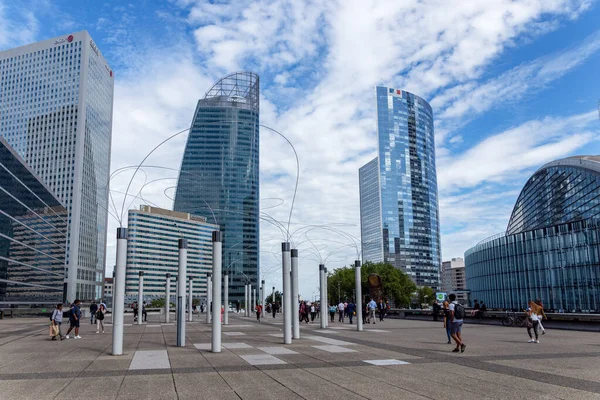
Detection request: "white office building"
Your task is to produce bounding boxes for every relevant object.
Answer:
[0,31,114,301]
[125,205,218,298]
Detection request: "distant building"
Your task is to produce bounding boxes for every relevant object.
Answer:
[104,277,113,298]
[359,87,441,288]
[174,72,259,302]
[125,205,218,298]
[466,156,600,312]
[0,31,114,302]
[0,138,67,306]
[442,258,465,293]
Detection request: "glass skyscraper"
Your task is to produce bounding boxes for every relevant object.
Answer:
[466,156,600,312]
[174,72,259,302]
[0,31,114,301]
[359,87,441,288]
[0,137,67,306]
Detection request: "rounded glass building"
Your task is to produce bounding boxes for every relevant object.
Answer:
[174,72,259,303]
[465,156,600,312]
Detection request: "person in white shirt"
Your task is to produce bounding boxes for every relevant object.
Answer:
[527,301,541,343]
[337,302,345,322]
[448,294,466,353]
[368,299,377,324]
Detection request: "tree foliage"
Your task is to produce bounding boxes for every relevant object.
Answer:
[417,286,435,306]
[326,262,416,307]
[264,291,283,305]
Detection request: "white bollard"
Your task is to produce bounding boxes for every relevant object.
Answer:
[244,284,248,317]
[224,272,229,325]
[261,280,266,319]
[211,231,223,353]
[252,287,256,317]
[319,265,326,329]
[165,273,171,324]
[137,271,144,325]
[112,227,127,355]
[282,242,292,344]
[177,239,188,346]
[355,260,363,332]
[188,277,193,322]
[324,267,329,327]
[291,249,300,339]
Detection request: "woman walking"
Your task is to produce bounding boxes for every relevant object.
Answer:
[442,300,452,344]
[96,303,105,333]
[329,304,336,322]
[51,304,64,340]
[526,301,541,343]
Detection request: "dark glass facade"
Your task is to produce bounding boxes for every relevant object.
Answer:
[360,87,441,288]
[0,138,67,306]
[466,156,600,312]
[174,72,259,302]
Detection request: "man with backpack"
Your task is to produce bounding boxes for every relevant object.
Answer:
[64,299,82,339]
[448,294,466,353]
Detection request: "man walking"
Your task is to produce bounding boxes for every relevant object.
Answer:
[337,301,345,323]
[65,300,82,339]
[378,299,386,321]
[347,301,356,324]
[89,301,98,324]
[368,298,377,324]
[256,304,263,322]
[448,294,466,353]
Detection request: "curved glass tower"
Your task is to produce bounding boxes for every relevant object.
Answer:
[174,72,259,302]
[359,87,441,288]
[466,156,600,312]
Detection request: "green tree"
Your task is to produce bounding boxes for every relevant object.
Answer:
[326,262,416,308]
[265,291,282,304]
[417,286,435,306]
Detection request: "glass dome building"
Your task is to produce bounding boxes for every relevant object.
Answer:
[465,156,600,312]
[174,72,259,303]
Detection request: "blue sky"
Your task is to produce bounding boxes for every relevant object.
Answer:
[1,0,599,294]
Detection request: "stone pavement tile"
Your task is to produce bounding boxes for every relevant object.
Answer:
[263,367,376,400]
[304,366,430,400]
[425,362,600,399]
[59,375,123,400]
[363,359,410,366]
[83,358,131,372]
[116,373,177,400]
[168,353,213,369]
[220,370,303,399]
[0,378,72,399]
[312,345,357,353]
[203,351,249,368]
[0,359,92,374]
[129,350,170,370]
[258,346,299,355]
[489,356,600,382]
[222,342,253,349]
[173,372,239,400]
[240,354,287,365]
[303,335,357,346]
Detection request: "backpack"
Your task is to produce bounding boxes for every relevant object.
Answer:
[454,303,465,320]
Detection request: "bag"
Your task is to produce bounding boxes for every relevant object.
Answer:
[49,323,59,337]
[454,303,465,320]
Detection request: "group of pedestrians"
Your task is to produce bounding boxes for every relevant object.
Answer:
[326,298,388,325]
[50,300,107,341]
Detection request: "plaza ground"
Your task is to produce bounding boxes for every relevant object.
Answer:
[0,312,599,399]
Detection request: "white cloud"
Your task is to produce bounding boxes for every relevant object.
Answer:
[0,1,39,49]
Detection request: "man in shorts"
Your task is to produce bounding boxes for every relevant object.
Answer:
[448,294,466,353]
[65,299,82,339]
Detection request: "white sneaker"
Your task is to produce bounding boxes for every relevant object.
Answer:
[535,340,539,343]
[75,335,82,339]
[528,339,534,343]
[65,335,70,339]
[96,331,99,334]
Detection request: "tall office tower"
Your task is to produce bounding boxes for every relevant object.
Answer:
[0,31,114,301]
[125,205,218,299]
[0,138,67,306]
[359,87,441,288]
[174,72,259,302]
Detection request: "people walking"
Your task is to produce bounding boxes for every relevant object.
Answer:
[256,304,263,322]
[448,294,466,353]
[64,299,82,339]
[329,304,336,322]
[272,302,277,318]
[363,301,369,324]
[527,301,541,343]
[347,301,356,324]
[310,304,316,322]
[368,298,377,324]
[133,302,139,322]
[535,299,547,335]
[89,301,98,324]
[378,299,386,321]
[337,301,345,323]
[442,300,452,344]
[96,303,105,333]
[142,302,148,322]
[432,300,440,321]
[50,304,64,340]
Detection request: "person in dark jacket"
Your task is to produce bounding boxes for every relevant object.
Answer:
[90,301,98,324]
[378,300,387,321]
[432,301,440,321]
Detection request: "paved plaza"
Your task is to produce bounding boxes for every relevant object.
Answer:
[0,313,599,399]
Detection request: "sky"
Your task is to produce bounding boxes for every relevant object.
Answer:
[1,0,600,298]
